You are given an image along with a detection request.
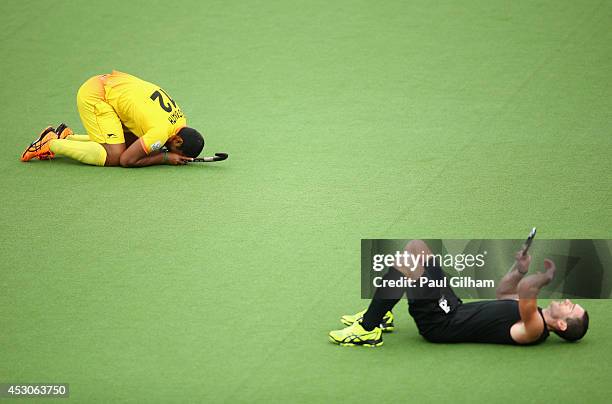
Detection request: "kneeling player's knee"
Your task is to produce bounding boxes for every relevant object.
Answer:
[102,144,125,167]
[105,151,122,167]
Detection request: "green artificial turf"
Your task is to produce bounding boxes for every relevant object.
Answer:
[1,0,611,402]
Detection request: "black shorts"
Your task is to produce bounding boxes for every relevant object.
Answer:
[407,263,462,340]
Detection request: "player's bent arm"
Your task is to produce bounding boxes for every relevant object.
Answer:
[119,141,163,167]
[516,260,555,299]
[496,263,524,300]
[119,140,189,167]
[510,260,556,343]
[496,250,531,300]
[510,261,556,343]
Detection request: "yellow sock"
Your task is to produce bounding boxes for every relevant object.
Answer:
[65,134,90,141]
[49,139,107,166]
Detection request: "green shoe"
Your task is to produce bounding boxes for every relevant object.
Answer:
[329,322,383,347]
[340,309,395,332]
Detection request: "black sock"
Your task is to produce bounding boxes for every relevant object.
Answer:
[361,267,405,331]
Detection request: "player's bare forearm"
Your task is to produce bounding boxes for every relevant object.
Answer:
[496,264,525,299]
[119,140,192,167]
[496,250,531,299]
[517,259,556,299]
[121,151,165,167]
[119,140,159,167]
[122,151,191,167]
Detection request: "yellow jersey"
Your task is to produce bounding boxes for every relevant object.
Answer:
[103,71,187,154]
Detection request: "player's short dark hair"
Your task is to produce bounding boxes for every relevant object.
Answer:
[554,311,589,342]
[177,127,204,158]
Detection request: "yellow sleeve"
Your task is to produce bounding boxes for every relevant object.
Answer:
[139,128,170,154]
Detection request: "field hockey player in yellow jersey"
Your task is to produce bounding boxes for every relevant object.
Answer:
[21,71,204,167]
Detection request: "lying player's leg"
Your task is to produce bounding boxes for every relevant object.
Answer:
[329,239,432,346]
[329,264,406,346]
[330,239,461,347]
[336,267,402,332]
[394,239,431,279]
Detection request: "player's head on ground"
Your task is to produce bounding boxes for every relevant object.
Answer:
[545,299,589,342]
[166,127,205,158]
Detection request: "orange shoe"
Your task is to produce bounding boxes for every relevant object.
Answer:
[55,123,73,139]
[20,126,58,162]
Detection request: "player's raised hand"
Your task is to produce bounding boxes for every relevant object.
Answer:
[543,259,556,282]
[515,249,532,274]
[166,152,194,165]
